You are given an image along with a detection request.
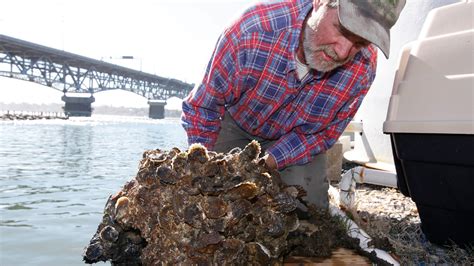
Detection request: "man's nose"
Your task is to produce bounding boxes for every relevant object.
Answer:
[334,37,354,61]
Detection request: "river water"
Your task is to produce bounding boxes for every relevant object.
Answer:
[0,115,188,265]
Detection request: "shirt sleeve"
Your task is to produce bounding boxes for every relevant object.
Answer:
[181,29,241,149]
[266,73,375,170]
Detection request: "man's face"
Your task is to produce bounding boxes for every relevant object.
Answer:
[301,1,370,72]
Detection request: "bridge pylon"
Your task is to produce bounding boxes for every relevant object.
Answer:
[148,100,166,119]
[62,95,95,117]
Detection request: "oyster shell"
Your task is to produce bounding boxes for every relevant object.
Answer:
[83,140,347,265]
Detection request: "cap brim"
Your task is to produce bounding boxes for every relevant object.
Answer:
[338,0,391,58]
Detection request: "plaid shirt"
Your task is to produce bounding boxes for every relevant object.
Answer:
[182,0,377,169]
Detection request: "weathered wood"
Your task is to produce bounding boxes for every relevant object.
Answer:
[285,248,371,265]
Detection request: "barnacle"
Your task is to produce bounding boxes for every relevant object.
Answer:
[202,196,228,219]
[187,143,209,163]
[239,140,261,162]
[272,192,298,213]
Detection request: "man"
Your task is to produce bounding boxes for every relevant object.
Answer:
[181,0,406,208]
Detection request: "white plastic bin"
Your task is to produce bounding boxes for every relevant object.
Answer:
[383,1,474,247]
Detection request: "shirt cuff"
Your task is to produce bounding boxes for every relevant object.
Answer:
[266,145,289,170]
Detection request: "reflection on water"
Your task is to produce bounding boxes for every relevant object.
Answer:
[0,115,187,265]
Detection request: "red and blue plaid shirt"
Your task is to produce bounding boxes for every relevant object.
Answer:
[182,0,377,169]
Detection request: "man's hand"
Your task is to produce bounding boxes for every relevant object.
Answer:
[263,153,277,170]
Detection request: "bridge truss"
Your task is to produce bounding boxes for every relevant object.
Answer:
[0,34,194,100]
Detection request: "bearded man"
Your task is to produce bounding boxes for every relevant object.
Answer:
[181,0,406,208]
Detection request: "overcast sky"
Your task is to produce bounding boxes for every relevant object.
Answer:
[0,0,258,107]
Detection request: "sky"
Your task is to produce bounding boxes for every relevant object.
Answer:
[0,0,258,109]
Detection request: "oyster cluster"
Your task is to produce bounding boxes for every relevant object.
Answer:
[83,141,324,265]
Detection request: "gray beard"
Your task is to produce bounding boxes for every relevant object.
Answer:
[302,26,353,72]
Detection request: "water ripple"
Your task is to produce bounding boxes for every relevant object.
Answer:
[56,203,86,208]
[5,204,34,210]
[0,220,33,227]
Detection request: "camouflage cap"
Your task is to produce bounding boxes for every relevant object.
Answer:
[338,0,406,58]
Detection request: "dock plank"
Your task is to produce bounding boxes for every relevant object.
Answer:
[285,248,371,265]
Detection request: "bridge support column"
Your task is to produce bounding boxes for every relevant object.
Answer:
[62,95,95,117]
[148,100,166,119]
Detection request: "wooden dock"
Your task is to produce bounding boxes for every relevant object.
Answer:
[285,248,371,265]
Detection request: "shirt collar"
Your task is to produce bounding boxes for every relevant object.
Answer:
[287,0,313,74]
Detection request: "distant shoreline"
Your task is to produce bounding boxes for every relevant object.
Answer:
[1,111,68,120]
[0,102,182,118]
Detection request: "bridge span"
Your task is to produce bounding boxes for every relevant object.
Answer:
[0,34,194,118]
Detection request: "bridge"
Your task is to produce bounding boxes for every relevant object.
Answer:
[0,34,194,118]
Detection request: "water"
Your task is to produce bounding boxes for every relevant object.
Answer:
[0,115,188,265]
